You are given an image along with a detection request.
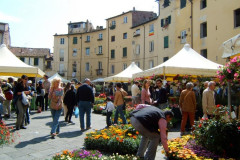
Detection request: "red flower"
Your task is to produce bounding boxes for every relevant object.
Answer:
[216,104,221,108]
[198,124,202,128]
[238,126,240,130]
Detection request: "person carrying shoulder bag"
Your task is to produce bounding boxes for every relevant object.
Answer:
[113,83,128,124]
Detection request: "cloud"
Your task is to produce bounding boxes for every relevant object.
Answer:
[0,11,21,22]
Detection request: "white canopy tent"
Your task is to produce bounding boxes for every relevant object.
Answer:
[133,44,223,79]
[222,34,240,58]
[0,44,45,78]
[104,62,143,82]
[92,78,104,83]
[48,73,71,83]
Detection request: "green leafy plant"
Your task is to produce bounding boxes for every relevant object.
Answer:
[193,105,240,158]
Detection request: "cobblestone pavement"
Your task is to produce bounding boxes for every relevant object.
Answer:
[1,110,180,160]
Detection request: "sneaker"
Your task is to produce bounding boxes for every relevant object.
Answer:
[86,127,91,130]
[20,126,27,129]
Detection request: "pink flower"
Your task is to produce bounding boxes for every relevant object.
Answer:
[227,69,231,73]
[234,73,239,77]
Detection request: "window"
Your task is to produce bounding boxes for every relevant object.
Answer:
[149,60,154,68]
[34,58,39,66]
[86,35,90,42]
[98,61,102,69]
[163,57,169,62]
[59,64,64,73]
[161,16,171,27]
[111,36,115,42]
[123,33,127,39]
[123,63,127,70]
[123,47,127,57]
[72,63,77,72]
[20,57,25,62]
[86,47,90,56]
[112,20,116,26]
[164,36,169,48]
[111,50,115,59]
[111,65,115,74]
[73,48,77,57]
[134,29,140,37]
[163,0,170,8]
[136,44,140,55]
[82,23,85,28]
[234,8,240,28]
[201,49,207,58]
[98,46,102,54]
[85,62,90,72]
[149,41,154,52]
[73,37,77,44]
[60,49,64,61]
[60,38,64,44]
[181,30,187,43]
[149,24,154,36]
[200,22,207,38]
[98,33,103,40]
[135,61,140,68]
[200,0,207,9]
[124,16,128,23]
[180,0,186,9]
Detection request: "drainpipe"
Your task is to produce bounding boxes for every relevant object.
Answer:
[107,22,110,77]
[143,25,146,70]
[80,34,82,81]
[190,0,193,48]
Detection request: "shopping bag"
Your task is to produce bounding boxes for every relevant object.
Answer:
[74,106,79,118]
[22,92,29,106]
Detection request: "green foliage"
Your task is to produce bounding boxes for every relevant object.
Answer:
[193,106,240,158]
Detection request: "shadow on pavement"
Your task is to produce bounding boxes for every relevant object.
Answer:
[45,121,71,128]
[15,135,50,148]
[32,115,52,119]
[57,130,83,138]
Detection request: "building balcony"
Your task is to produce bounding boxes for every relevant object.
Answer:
[96,69,103,76]
[97,38,103,41]
[45,65,52,70]
[110,25,116,30]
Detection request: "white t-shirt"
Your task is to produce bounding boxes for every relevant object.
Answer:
[131,84,140,97]
[106,101,115,112]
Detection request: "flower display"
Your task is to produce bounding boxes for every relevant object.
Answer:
[98,93,106,98]
[163,135,236,160]
[84,124,140,154]
[52,149,139,160]
[0,120,19,146]
[217,56,240,84]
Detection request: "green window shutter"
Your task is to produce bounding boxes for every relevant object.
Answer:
[123,47,127,57]
[34,58,39,66]
[73,37,77,44]
[161,19,164,27]
[168,15,171,24]
[164,36,169,48]
[180,0,186,9]
[111,50,115,59]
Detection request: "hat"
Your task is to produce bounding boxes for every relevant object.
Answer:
[38,81,42,84]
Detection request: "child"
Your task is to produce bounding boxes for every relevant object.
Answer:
[105,97,115,128]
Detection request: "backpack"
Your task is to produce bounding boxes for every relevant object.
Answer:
[5,91,13,100]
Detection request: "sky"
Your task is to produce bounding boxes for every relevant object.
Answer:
[0,0,159,52]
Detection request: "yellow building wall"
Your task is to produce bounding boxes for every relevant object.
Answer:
[193,0,240,65]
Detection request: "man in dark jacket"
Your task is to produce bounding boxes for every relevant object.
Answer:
[154,79,168,109]
[76,78,94,131]
[130,106,173,160]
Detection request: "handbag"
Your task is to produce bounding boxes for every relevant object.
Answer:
[74,106,79,118]
[5,91,13,100]
[50,100,62,110]
[120,91,126,110]
[22,92,29,106]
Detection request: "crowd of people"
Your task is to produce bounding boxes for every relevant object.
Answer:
[0,74,222,159]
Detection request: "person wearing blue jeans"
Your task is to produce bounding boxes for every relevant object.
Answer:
[113,83,128,124]
[78,101,92,130]
[48,78,63,139]
[76,78,94,131]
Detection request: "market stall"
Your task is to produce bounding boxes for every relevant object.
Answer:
[0,44,45,77]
